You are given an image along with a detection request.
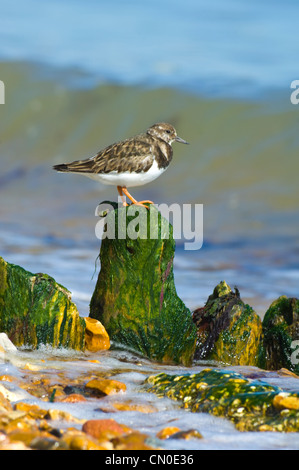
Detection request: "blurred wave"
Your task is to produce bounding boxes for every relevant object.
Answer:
[0,61,298,315]
[1,61,298,239]
[1,0,299,98]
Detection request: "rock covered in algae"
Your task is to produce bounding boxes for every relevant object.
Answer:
[0,256,85,349]
[260,296,299,374]
[192,281,263,366]
[146,369,299,432]
[89,203,197,365]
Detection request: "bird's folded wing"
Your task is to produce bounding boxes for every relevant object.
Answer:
[53,138,154,174]
[92,139,154,173]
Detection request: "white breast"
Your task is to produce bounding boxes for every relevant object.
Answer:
[83,159,166,188]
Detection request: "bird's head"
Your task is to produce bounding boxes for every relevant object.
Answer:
[147,123,189,145]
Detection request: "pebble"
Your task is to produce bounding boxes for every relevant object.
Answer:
[62,430,113,450]
[273,393,299,411]
[111,401,157,413]
[59,393,87,403]
[156,426,181,439]
[44,408,84,423]
[84,318,110,352]
[30,436,62,450]
[277,368,299,379]
[82,418,130,440]
[85,378,126,396]
[169,429,203,440]
[156,426,202,440]
[14,402,47,419]
[112,432,157,450]
[7,429,52,447]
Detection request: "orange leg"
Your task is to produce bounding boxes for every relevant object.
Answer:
[117,186,129,206]
[121,187,154,209]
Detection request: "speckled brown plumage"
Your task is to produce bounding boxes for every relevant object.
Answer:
[53,123,188,206]
[53,122,187,175]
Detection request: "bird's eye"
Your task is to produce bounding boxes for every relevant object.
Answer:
[166,130,171,134]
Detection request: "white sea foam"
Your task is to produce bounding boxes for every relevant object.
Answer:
[1,349,299,450]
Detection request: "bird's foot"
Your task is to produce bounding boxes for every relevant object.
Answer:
[136,200,154,205]
[119,187,154,210]
[129,201,152,209]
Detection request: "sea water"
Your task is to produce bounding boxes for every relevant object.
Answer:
[1,346,299,451]
[1,0,299,98]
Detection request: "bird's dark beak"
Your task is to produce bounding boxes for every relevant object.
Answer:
[175,135,189,144]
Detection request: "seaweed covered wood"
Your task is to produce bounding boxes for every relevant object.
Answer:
[89,204,197,365]
[0,256,85,349]
[261,296,299,374]
[193,281,263,365]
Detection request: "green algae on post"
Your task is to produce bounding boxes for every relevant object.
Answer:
[261,296,299,375]
[0,256,85,349]
[193,281,263,366]
[90,204,197,366]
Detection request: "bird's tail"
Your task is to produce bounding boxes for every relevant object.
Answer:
[53,163,70,172]
[53,159,94,173]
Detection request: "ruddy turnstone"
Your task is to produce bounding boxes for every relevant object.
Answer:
[53,122,188,207]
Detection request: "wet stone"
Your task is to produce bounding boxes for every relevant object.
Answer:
[169,429,203,440]
[146,368,299,432]
[85,378,126,396]
[30,436,62,451]
[156,427,181,439]
[14,402,47,420]
[8,429,55,448]
[84,317,110,352]
[62,430,113,450]
[111,401,157,413]
[273,393,299,411]
[82,418,129,441]
[59,393,87,403]
[112,431,158,450]
[44,408,84,423]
